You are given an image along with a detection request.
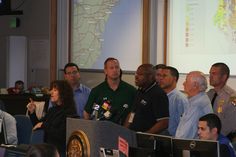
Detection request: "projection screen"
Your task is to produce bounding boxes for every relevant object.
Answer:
[167,0,236,75]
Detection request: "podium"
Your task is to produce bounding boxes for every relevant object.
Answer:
[66,118,137,157]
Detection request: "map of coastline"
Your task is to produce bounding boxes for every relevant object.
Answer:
[71,0,119,68]
[214,0,236,44]
[71,0,142,71]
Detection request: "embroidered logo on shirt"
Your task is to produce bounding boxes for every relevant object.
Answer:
[140,99,147,106]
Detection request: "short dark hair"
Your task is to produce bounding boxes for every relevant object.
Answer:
[164,66,179,82]
[64,63,80,74]
[15,80,24,85]
[138,64,155,80]
[26,143,58,157]
[199,113,221,134]
[154,64,166,70]
[104,57,119,68]
[212,62,230,79]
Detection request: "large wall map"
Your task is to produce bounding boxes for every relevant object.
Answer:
[168,0,236,75]
[214,0,236,44]
[71,0,142,71]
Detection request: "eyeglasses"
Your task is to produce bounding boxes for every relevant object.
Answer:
[66,71,79,75]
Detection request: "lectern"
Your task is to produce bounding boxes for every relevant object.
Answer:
[66,118,137,157]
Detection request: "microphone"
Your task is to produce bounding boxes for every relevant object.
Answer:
[103,110,112,119]
[90,103,100,120]
[97,108,117,120]
[114,104,129,124]
[101,101,111,111]
[97,111,110,121]
[97,100,112,120]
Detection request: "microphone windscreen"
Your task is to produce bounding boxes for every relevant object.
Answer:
[101,101,111,111]
[123,104,128,109]
[104,111,112,119]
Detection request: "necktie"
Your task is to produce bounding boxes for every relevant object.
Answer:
[211,92,218,107]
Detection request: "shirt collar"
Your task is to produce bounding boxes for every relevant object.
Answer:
[74,84,82,92]
[189,92,205,102]
[105,80,122,91]
[139,82,156,93]
[167,88,177,96]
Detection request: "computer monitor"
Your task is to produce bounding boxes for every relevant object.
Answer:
[0,0,10,12]
[130,132,172,157]
[172,138,219,157]
[0,0,22,15]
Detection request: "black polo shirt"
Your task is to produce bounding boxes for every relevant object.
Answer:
[129,82,169,132]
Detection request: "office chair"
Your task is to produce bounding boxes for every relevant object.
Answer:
[30,129,44,144]
[14,115,33,144]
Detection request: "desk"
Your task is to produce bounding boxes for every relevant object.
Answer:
[1,144,29,157]
[0,94,49,115]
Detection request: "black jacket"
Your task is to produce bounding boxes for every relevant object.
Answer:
[29,105,77,155]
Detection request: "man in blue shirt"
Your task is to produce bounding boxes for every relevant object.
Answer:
[153,64,166,85]
[198,113,236,157]
[159,66,189,136]
[64,63,91,118]
[175,71,213,139]
[48,63,91,118]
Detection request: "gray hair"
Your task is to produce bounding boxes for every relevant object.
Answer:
[189,71,208,92]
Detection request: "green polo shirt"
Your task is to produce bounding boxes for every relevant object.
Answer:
[84,80,136,125]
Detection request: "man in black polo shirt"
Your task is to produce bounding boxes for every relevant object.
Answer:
[125,64,169,134]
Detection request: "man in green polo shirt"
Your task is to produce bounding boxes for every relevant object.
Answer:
[83,57,136,125]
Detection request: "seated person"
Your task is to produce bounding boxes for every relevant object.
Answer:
[27,80,77,157]
[7,80,24,94]
[198,113,236,157]
[153,64,166,84]
[0,109,18,144]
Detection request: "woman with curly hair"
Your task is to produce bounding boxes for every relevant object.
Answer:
[27,80,77,157]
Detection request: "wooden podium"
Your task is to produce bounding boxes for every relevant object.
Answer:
[66,118,137,157]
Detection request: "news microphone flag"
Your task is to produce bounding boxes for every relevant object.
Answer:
[101,101,111,110]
